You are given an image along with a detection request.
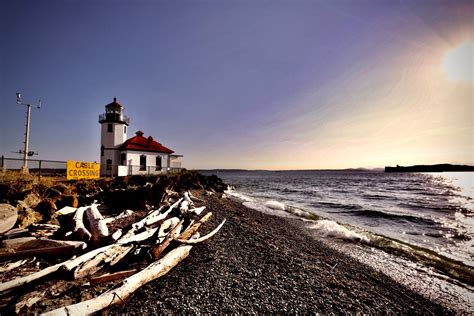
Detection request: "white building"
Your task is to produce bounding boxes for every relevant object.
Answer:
[99,98,182,176]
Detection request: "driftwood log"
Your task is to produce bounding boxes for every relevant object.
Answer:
[42,243,195,315]
[89,269,137,285]
[0,191,226,314]
[86,205,109,246]
[65,207,92,242]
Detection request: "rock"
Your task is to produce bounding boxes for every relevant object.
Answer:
[46,187,62,200]
[56,194,79,209]
[0,203,18,234]
[35,199,57,222]
[0,184,15,203]
[52,183,70,194]
[17,207,43,228]
[22,191,42,209]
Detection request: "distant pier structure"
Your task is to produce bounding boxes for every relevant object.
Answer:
[385,164,474,173]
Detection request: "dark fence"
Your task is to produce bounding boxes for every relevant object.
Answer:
[1,156,67,178]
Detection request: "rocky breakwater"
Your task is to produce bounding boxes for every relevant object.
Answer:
[0,171,226,314]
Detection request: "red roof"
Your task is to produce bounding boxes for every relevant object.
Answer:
[119,131,174,154]
[105,97,123,109]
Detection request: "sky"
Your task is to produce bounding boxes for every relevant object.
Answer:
[0,0,472,170]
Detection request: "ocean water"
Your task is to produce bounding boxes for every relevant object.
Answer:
[202,170,474,309]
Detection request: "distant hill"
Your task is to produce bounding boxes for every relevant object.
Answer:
[385,164,474,173]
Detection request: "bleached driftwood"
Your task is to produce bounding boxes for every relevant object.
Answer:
[62,245,115,272]
[56,206,77,216]
[86,205,109,246]
[118,227,158,244]
[15,290,43,314]
[0,239,87,260]
[118,199,182,242]
[157,217,180,243]
[145,198,182,226]
[180,212,213,240]
[184,191,196,208]
[0,262,63,294]
[151,219,184,260]
[176,219,226,244]
[42,243,195,316]
[0,259,28,273]
[2,237,36,249]
[102,210,134,225]
[31,224,60,231]
[0,244,112,291]
[0,243,85,260]
[180,200,190,213]
[65,207,92,242]
[17,239,87,251]
[89,269,137,285]
[111,229,122,241]
[3,228,29,239]
[189,206,206,216]
[73,244,134,279]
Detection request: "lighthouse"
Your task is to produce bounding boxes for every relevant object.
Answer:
[98,97,129,175]
[98,97,182,176]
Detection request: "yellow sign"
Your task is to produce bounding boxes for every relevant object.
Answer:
[67,161,100,180]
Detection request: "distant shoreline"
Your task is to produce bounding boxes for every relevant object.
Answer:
[385,164,474,173]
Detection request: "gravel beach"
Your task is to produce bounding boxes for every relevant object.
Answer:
[113,192,450,314]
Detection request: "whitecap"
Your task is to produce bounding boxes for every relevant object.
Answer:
[265,200,286,210]
[308,220,369,242]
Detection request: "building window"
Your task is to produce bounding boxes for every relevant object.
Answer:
[107,124,113,133]
[140,155,146,171]
[101,145,104,157]
[106,159,112,170]
[156,156,162,171]
[120,153,126,166]
[124,125,127,134]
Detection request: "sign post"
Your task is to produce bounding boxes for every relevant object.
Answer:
[67,161,100,180]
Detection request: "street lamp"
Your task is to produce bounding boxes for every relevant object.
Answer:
[16,92,42,174]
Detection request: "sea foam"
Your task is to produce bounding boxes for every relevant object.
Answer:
[265,200,286,210]
[308,220,369,242]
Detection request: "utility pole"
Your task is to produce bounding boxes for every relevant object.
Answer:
[16,92,41,174]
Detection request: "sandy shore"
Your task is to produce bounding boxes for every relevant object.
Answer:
[113,192,450,314]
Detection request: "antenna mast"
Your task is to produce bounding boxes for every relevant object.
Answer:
[16,92,42,174]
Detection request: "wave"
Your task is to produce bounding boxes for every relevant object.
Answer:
[343,209,438,226]
[314,201,363,210]
[265,200,286,210]
[308,220,369,242]
[367,234,474,286]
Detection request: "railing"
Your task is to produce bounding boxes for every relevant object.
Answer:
[0,156,182,179]
[98,113,130,124]
[101,164,182,177]
[0,156,67,179]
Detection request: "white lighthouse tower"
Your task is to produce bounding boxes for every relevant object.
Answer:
[98,97,129,176]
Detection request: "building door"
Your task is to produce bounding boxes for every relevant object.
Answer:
[120,153,126,166]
